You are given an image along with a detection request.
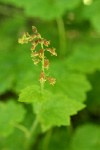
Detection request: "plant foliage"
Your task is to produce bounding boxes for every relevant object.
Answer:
[0,0,100,149]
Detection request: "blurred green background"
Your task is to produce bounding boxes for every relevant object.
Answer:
[0,0,100,150]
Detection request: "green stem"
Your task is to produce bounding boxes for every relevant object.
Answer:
[14,124,30,139]
[43,129,52,150]
[25,119,39,150]
[30,119,39,137]
[15,119,38,150]
[56,17,66,57]
[41,43,45,93]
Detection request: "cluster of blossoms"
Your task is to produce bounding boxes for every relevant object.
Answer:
[18,26,57,86]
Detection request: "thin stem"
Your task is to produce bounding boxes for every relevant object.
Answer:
[30,119,39,137]
[41,43,45,93]
[25,119,39,150]
[14,119,39,150]
[43,129,52,150]
[41,44,45,73]
[56,17,66,57]
[14,124,30,139]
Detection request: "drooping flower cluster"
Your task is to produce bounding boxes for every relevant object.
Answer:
[18,26,57,86]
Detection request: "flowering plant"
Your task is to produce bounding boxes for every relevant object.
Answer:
[18,26,57,92]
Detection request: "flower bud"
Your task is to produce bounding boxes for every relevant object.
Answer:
[47,77,56,85]
[31,52,39,57]
[39,71,46,84]
[46,48,57,56]
[44,59,49,69]
[31,40,39,51]
[32,59,40,65]
[31,45,36,51]
[38,49,44,58]
[18,33,30,44]
[43,39,50,47]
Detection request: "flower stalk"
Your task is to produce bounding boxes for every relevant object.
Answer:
[40,43,45,93]
[18,26,57,93]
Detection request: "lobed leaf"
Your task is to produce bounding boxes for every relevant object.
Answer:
[19,85,85,131]
[49,61,91,102]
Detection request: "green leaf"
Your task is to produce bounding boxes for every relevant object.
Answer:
[2,0,81,20]
[66,43,100,74]
[0,52,15,94]
[0,100,26,137]
[18,85,41,103]
[49,61,91,102]
[19,85,85,131]
[0,16,26,94]
[36,93,85,131]
[70,124,100,150]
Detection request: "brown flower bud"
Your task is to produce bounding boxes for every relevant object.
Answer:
[43,39,50,47]
[31,52,39,57]
[18,33,30,44]
[38,49,44,58]
[31,40,39,51]
[32,59,40,65]
[35,39,40,45]
[32,40,37,46]
[47,77,56,85]
[31,45,36,51]
[44,59,49,69]
[46,48,57,56]
[37,39,43,44]
[39,71,46,83]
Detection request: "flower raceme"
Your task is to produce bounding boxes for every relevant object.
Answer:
[18,26,57,87]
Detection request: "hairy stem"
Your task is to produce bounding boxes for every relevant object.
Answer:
[56,17,66,57]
